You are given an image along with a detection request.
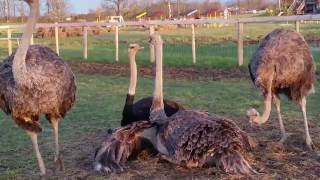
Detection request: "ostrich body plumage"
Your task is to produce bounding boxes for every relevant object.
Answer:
[249,28,315,102]
[121,95,184,126]
[0,45,76,132]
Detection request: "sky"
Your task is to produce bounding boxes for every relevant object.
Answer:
[69,0,103,14]
[69,0,231,14]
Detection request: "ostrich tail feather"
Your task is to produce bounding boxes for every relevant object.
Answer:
[219,151,258,175]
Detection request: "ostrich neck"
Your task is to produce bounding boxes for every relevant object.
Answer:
[151,40,165,112]
[12,0,39,88]
[253,98,272,125]
[254,111,270,125]
[128,52,137,95]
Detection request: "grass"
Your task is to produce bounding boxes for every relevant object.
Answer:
[1,24,320,70]
[0,73,319,178]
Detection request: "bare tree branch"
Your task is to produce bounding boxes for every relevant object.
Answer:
[46,0,72,21]
[102,0,132,16]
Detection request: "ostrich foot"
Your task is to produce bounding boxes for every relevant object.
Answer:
[54,157,64,172]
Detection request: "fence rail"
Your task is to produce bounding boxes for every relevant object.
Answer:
[1,14,320,66]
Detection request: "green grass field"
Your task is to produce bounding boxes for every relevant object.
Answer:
[0,74,319,178]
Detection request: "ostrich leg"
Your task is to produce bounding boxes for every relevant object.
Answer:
[52,119,64,171]
[300,97,315,150]
[272,94,290,143]
[261,91,272,123]
[26,131,46,177]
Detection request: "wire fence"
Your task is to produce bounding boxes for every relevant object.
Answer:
[0,15,320,69]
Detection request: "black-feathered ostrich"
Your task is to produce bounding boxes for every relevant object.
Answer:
[94,34,257,175]
[0,0,76,177]
[247,29,316,150]
[121,43,184,126]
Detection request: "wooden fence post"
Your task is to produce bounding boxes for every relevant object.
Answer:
[149,26,155,63]
[54,22,60,55]
[115,26,119,62]
[7,29,12,55]
[83,26,88,60]
[295,21,300,32]
[191,24,196,64]
[237,22,244,66]
[30,34,34,45]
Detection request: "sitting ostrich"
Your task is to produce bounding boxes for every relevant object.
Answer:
[0,0,76,177]
[121,43,183,126]
[94,34,256,175]
[247,29,316,150]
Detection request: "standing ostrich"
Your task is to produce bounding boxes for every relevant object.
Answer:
[94,34,256,175]
[0,0,76,177]
[247,29,316,150]
[121,43,184,126]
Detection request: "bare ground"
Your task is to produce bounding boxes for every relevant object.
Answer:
[26,114,320,180]
[68,62,248,80]
[22,63,320,179]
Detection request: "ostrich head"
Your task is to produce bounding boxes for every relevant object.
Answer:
[246,108,262,125]
[149,34,163,46]
[21,0,38,13]
[128,44,144,55]
[24,0,34,3]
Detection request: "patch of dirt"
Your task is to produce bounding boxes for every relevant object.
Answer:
[24,114,320,179]
[68,62,248,80]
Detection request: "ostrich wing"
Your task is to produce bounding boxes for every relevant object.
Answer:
[94,121,156,173]
[159,110,256,174]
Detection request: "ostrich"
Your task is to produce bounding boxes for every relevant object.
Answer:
[94,34,256,175]
[0,0,76,177]
[121,43,184,126]
[246,29,316,150]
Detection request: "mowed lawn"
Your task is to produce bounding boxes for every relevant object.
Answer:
[0,73,319,178]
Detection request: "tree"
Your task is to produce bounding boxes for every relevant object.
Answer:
[102,0,129,16]
[46,0,71,21]
[0,0,18,22]
[17,0,28,22]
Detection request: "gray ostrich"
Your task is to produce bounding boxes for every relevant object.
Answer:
[0,0,76,177]
[247,29,316,150]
